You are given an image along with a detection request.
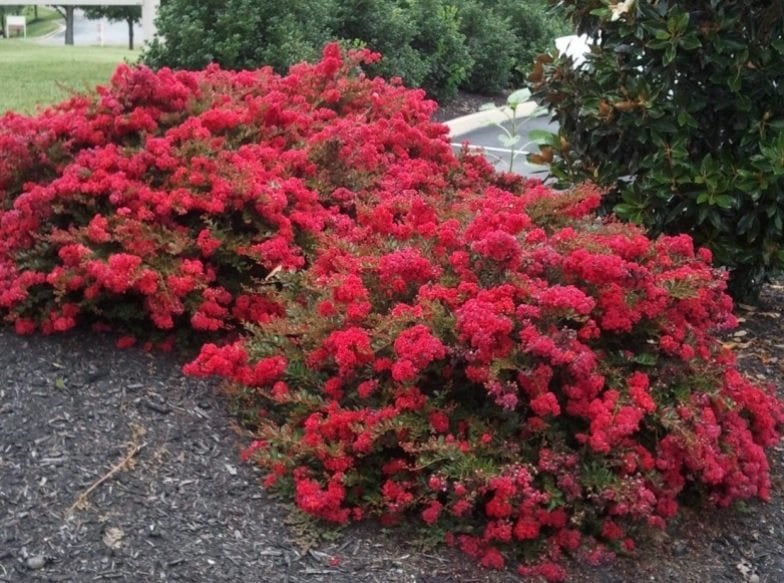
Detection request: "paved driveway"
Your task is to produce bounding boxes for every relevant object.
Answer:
[450,113,558,178]
[39,9,143,47]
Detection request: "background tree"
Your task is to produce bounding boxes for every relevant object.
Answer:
[51,5,76,45]
[531,0,784,302]
[84,6,141,50]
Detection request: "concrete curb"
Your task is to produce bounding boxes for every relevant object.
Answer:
[444,101,542,137]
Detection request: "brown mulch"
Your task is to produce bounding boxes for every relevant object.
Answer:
[0,327,521,582]
[432,91,504,123]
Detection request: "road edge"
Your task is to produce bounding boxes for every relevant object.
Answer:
[444,101,542,137]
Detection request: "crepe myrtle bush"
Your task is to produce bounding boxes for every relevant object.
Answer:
[1,44,782,579]
[529,0,784,302]
[186,157,783,575]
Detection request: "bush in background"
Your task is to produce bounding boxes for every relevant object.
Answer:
[142,0,568,100]
[143,0,335,72]
[455,0,517,94]
[530,0,784,302]
[333,0,473,102]
[487,0,571,87]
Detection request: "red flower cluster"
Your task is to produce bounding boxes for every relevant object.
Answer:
[0,43,447,345]
[2,44,782,581]
[209,168,783,578]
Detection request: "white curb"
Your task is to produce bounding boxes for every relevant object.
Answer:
[444,101,542,137]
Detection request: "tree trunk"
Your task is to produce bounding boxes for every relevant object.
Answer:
[127,18,134,50]
[64,7,75,46]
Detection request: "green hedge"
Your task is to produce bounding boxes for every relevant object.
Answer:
[142,0,570,100]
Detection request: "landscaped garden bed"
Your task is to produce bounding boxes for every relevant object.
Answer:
[1,44,783,582]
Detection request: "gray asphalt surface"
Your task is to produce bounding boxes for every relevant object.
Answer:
[451,114,558,178]
[39,9,143,47]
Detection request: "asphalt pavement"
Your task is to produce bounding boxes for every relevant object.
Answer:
[39,9,143,47]
[449,113,558,178]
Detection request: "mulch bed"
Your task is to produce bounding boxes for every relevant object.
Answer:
[432,92,503,123]
[0,327,521,582]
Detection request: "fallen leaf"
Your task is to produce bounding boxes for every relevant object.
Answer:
[103,526,124,549]
[722,341,752,350]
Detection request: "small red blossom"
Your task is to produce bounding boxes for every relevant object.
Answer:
[421,500,443,525]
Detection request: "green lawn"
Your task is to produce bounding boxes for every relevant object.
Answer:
[23,6,63,38]
[0,41,138,114]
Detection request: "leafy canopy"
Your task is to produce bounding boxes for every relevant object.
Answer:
[531,0,784,302]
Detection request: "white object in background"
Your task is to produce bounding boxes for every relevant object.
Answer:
[0,1,160,47]
[97,20,104,46]
[5,15,26,38]
[555,35,592,66]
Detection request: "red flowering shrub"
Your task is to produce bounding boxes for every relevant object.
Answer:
[1,44,782,580]
[0,44,451,345]
[191,172,783,578]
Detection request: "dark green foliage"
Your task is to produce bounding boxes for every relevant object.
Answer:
[142,0,568,100]
[83,7,140,21]
[398,0,472,101]
[487,0,571,86]
[455,0,517,94]
[531,0,784,302]
[332,0,472,102]
[143,0,335,72]
[332,0,426,87]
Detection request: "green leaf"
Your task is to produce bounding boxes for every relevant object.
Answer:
[613,203,636,215]
[728,74,741,92]
[679,35,701,50]
[715,194,735,209]
[663,45,676,66]
[676,110,690,127]
[667,12,689,36]
[498,134,521,147]
[647,39,670,50]
[507,88,532,107]
[737,212,758,236]
[527,129,557,145]
[633,352,657,366]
